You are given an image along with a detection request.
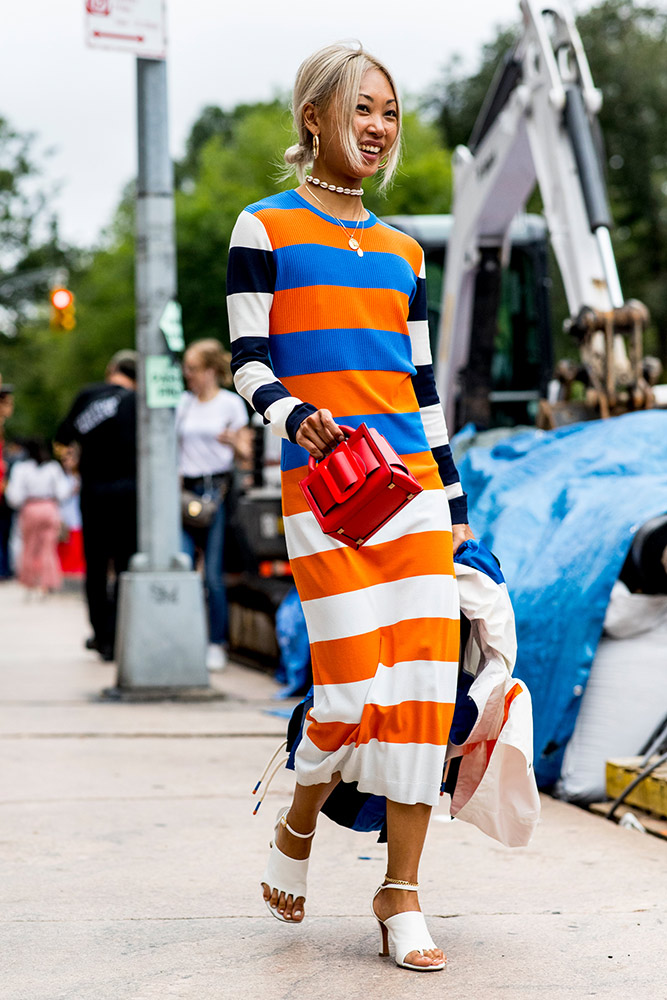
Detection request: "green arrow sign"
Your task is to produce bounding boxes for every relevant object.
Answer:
[159,300,184,353]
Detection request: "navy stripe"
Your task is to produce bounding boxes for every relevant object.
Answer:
[432,442,459,486]
[231,336,272,375]
[227,246,276,296]
[280,411,429,472]
[449,493,468,524]
[273,244,415,295]
[408,277,427,321]
[286,402,318,444]
[411,364,440,408]
[252,380,290,417]
[270,328,415,379]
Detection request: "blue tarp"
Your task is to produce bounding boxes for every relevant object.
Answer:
[455,410,667,788]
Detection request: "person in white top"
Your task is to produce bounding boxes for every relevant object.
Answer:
[177,339,249,670]
[5,438,71,595]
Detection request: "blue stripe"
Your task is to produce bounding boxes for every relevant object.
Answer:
[252,380,290,417]
[270,329,415,378]
[245,191,304,214]
[231,336,271,375]
[411,364,439,408]
[227,246,275,296]
[454,540,502,583]
[280,411,429,472]
[273,244,415,295]
[408,276,427,321]
[286,402,318,444]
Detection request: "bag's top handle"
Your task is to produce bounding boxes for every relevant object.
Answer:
[307,424,356,472]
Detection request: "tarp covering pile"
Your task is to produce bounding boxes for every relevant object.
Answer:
[454,410,667,787]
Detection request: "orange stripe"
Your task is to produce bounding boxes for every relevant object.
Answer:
[291,530,453,600]
[282,453,443,516]
[280,370,418,419]
[310,617,460,686]
[254,206,423,271]
[270,286,409,335]
[306,699,455,751]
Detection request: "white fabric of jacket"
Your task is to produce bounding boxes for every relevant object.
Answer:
[447,549,541,848]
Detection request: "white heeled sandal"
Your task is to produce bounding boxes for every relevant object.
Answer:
[261,807,315,922]
[372,879,446,971]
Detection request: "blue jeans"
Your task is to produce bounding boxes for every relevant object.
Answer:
[181,490,228,644]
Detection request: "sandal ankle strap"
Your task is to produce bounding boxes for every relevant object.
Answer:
[280,813,316,840]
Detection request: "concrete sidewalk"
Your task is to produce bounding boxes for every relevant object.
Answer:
[1,580,665,1000]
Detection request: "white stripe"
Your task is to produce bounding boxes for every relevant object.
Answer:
[284,487,452,560]
[227,291,273,342]
[295,735,447,806]
[445,482,464,500]
[419,402,450,449]
[313,659,459,724]
[418,251,426,280]
[234,360,282,407]
[265,395,305,439]
[229,210,273,252]
[301,573,459,644]
[408,319,432,365]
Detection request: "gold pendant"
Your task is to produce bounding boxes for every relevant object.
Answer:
[348,237,359,250]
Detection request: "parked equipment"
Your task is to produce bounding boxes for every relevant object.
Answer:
[436,0,660,432]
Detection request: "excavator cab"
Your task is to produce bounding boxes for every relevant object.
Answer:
[384,213,553,431]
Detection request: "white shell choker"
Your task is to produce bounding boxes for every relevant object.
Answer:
[305,174,363,196]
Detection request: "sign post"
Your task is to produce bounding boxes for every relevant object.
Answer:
[87,2,209,693]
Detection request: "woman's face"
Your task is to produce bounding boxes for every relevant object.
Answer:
[183,350,215,396]
[312,67,399,184]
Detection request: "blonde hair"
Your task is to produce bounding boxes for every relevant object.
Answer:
[284,41,402,190]
[185,339,232,387]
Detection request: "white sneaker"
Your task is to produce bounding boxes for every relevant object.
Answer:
[206,643,228,671]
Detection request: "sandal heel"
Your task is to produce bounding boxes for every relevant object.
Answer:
[377,920,389,957]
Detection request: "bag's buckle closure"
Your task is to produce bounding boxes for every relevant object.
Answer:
[319,443,366,504]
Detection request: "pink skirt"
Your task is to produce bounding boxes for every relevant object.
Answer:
[19,499,63,590]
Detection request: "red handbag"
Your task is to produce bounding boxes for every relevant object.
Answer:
[299,423,423,549]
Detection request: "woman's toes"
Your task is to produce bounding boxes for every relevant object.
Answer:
[261,881,271,903]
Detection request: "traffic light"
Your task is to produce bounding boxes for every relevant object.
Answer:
[50,288,76,331]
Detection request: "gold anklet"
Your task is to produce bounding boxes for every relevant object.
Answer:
[384,876,419,888]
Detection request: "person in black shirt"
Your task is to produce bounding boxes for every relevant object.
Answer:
[56,351,138,660]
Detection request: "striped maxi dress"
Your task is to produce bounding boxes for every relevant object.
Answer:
[227,189,467,807]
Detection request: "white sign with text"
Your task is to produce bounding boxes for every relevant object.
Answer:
[85,0,167,59]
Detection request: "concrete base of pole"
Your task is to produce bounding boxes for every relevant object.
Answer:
[115,570,209,689]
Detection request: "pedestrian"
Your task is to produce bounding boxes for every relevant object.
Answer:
[0,378,16,579]
[55,350,137,661]
[5,438,71,596]
[227,42,473,970]
[176,338,249,671]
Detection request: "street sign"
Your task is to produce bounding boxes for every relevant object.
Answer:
[145,355,183,408]
[85,0,167,59]
[159,300,185,353]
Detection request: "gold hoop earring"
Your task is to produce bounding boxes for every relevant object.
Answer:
[312,134,320,160]
[379,155,389,170]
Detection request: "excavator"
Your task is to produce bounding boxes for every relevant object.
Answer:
[433,0,661,432]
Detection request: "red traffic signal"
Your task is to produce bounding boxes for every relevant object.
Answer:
[50,288,76,331]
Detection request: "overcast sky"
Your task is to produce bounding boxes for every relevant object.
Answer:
[3,0,594,247]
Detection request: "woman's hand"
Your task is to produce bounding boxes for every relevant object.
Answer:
[217,426,254,466]
[452,522,475,554]
[295,409,345,460]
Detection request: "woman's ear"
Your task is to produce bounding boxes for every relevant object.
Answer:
[302,102,320,136]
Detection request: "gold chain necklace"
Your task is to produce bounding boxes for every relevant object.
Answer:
[304,185,366,258]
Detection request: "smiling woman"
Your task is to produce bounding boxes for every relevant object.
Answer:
[226,40,473,973]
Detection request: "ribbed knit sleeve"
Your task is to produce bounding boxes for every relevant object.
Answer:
[408,253,468,524]
[226,210,317,442]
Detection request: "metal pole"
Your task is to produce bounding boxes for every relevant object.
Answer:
[114,57,208,693]
[135,57,180,566]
